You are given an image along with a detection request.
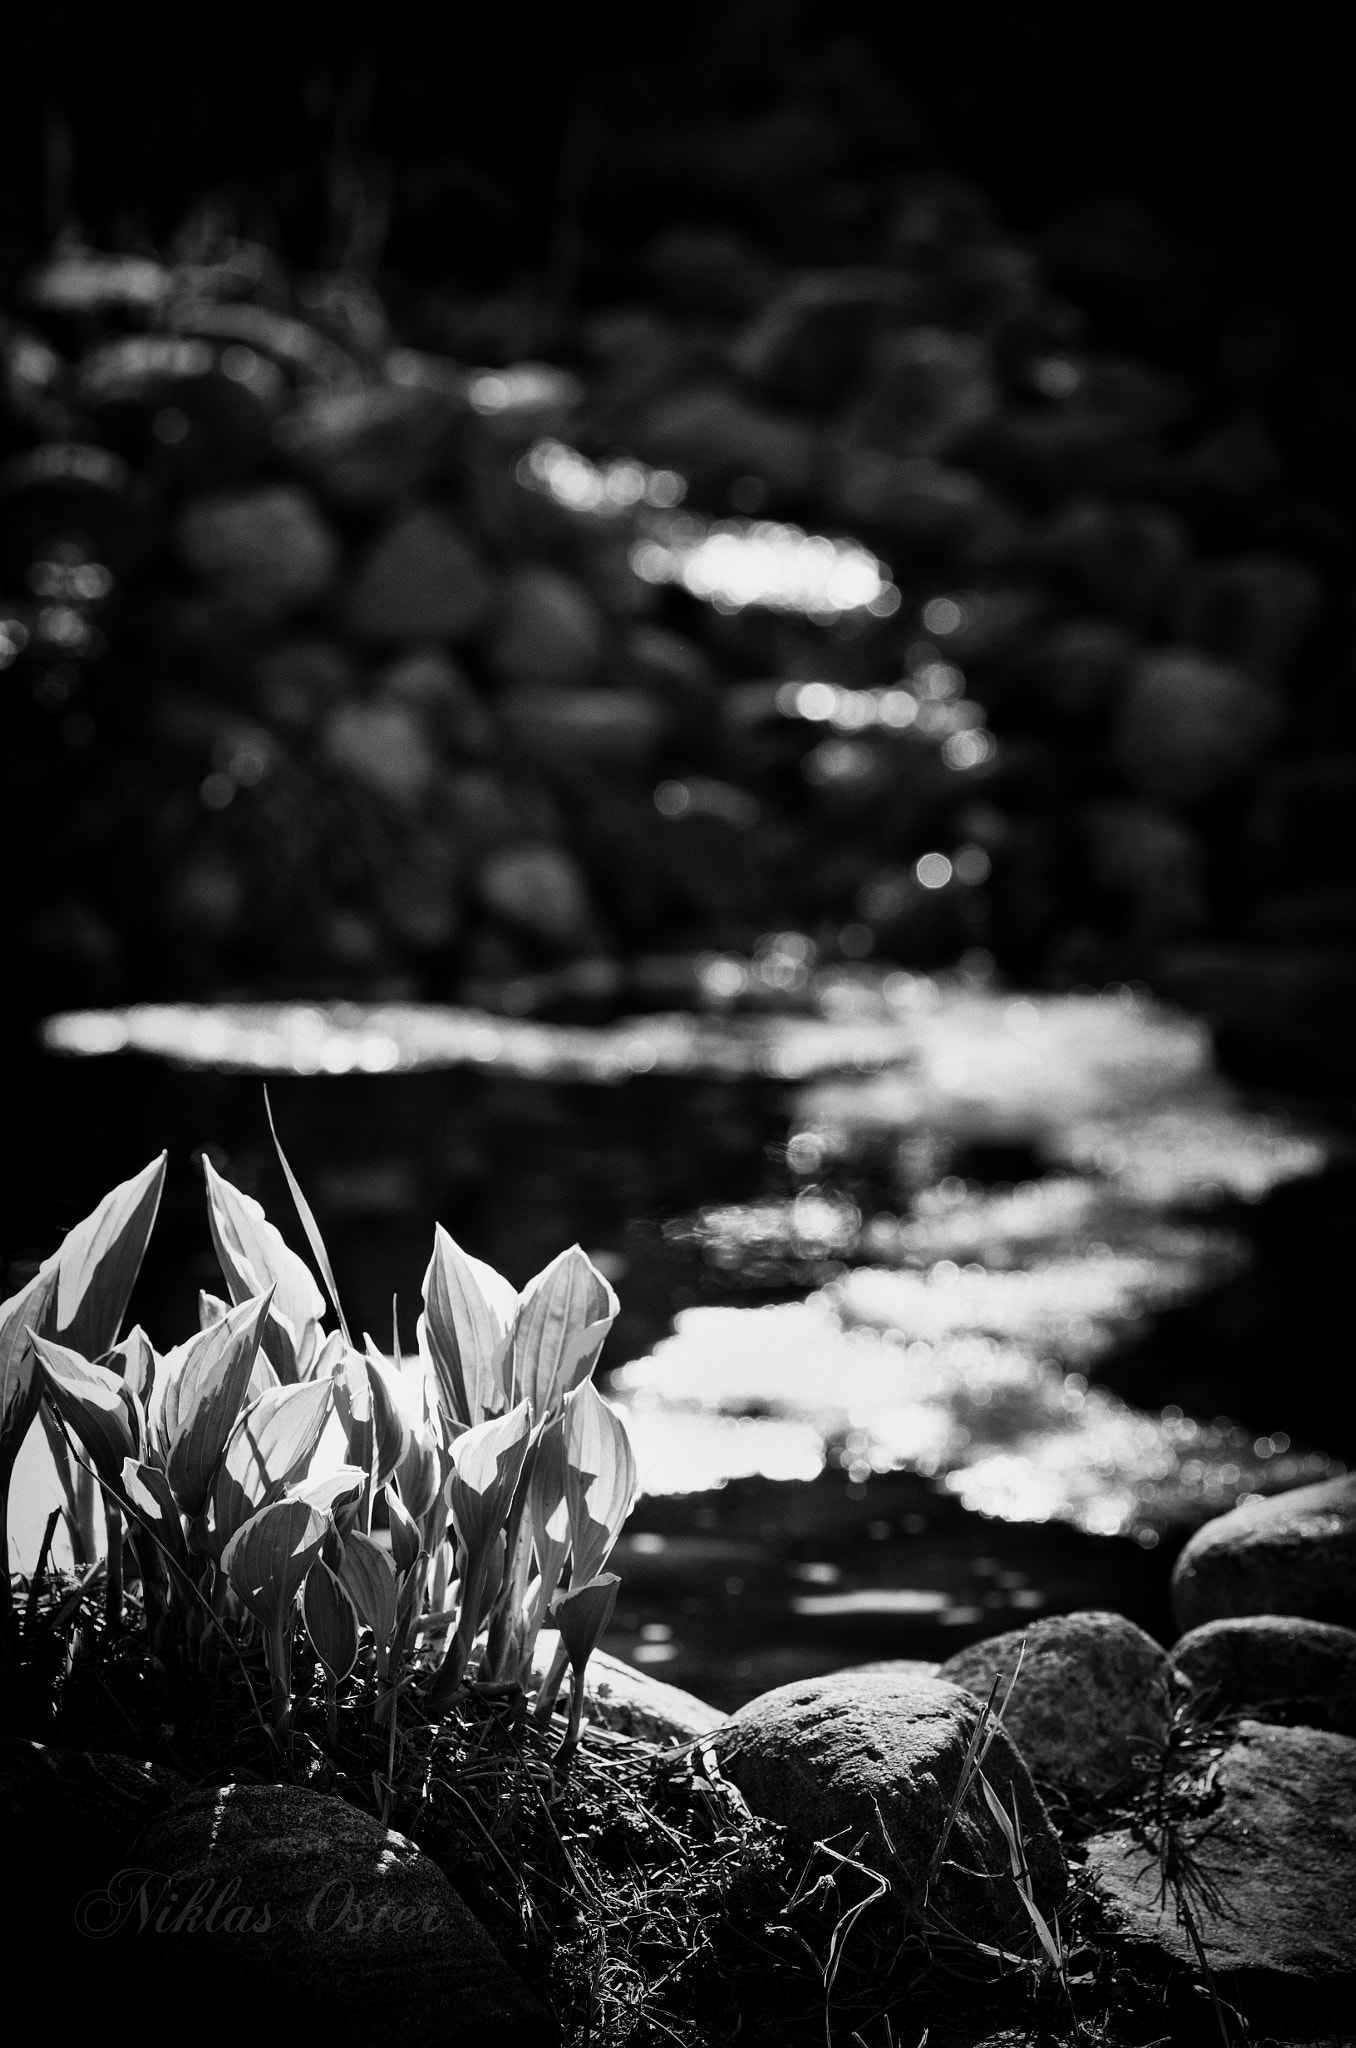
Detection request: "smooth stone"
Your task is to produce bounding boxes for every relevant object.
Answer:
[320,700,438,807]
[1115,647,1281,803]
[730,266,908,405]
[124,1782,549,2047]
[1179,551,1324,679]
[1086,1721,1356,2031]
[176,483,340,623]
[475,841,598,952]
[344,507,495,645]
[713,1670,1065,1953]
[844,327,999,459]
[484,566,607,693]
[499,687,666,774]
[629,382,818,501]
[532,1636,724,1745]
[1171,1474,1356,1634]
[276,383,466,509]
[252,637,359,731]
[1174,1616,1356,1736]
[937,1611,1177,1803]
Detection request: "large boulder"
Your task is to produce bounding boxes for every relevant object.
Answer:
[713,1669,1065,1952]
[1087,1721,1356,2032]
[532,1637,724,1746]
[343,507,495,645]
[119,1782,548,2047]
[1171,1473,1356,1633]
[1174,1616,1356,1736]
[937,1612,1178,1804]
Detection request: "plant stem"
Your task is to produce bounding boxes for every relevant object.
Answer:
[104,1498,124,1629]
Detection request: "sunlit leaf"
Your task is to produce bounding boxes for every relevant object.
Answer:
[419,1226,517,1432]
[336,1529,398,1649]
[446,1399,532,1554]
[221,1497,329,1635]
[527,1412,571,1611]
[511,1246,617,1422]
[112,1326,155,1413]
[41,1155,166,1361]
[202,1156,326,1380]
[264,1090,350,1345]
[121,1457,188,1572]
[0,1268,57,1459]
[303,1559,359,1683]
[392,1415,442,1523]
[198,1291,229,1330]
[290,1465,366,1521]
[384,1484,422,1576]
[211,1377,334,1553]
[561,1380,638,1587]
[32,1332,140,1488]
[164,1290,273,1516]
[552,1570,620,1676]
[363,1341,411,1490]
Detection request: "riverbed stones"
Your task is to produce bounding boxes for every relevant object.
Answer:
[937,1611,1178,1804]
[124,1782,548,2047]
[177,482,340,624]
[713,1669,1065,1951]
[1171,1472,1356,1633]
[1086,1721,1356,2031]
[1174,1615,1356,1735]
[343,507,495,645]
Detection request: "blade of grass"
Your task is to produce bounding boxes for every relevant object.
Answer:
[263,1088,350,1347]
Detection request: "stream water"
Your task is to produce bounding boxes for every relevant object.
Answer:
[10,972,1351,1709]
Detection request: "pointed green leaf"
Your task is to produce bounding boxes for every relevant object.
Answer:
[419,1226,517,1432]
[336,1528,399,1648]
[41,1154,166,1360]
[511,1246,617,1422]
[303,1559,360,1682]
[32,1332,140,1487]
[392,1415,442,1523]
[199,1291,229,1329]
[446,1399,532,1554]
[363,1342,411,1489]
[0,1267,57,1468]
[552,1571,620,1675]
[112,1326,155,1413]
[221,1497,329,1634]
[527,1412,571,1601]
[122,1457,189,1571]
[211,1376,334,1553]
[202,1156,326,1380]
[164,1291,273,1516]
[562,1381,637,1587]
[290,1465,366,1520]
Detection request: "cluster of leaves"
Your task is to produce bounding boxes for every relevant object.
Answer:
[0,1135,638,1748]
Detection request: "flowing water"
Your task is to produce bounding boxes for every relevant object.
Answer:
[11,973,1350,1708]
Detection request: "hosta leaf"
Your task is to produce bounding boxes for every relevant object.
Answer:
[511,1246,617,1422]
[32,1333,140,1487]
[121,1457,188,1571]
[384,1484,422,1576]
[446,1399,532,1554]
[211,1377,334,1553]
[198,1291,229,1330]
[303,1560,359,1683]
[336,1529,398,1648]
[419,1226,517,1432]
[290,1465,366,1521]
[112,1326,155,1413]
[0,1267,57,1463]
[221,1497,329,1635]
[552,1571,620,1675]
[561,1381,637,1587]
[41,1154,166,1361]
[202,1157,325,1381]
[528,1412,571,1586]
[264,1090,350,1345]
[164,1291,273,1516]
[392,1416,442,1523]
[363,1342,411,1490]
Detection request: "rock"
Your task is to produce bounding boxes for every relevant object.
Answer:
[321,701,437,806]
[275,382,466,509]
[1023,617,1137,726]
[1082,801,1208,946]
[1149,941,1356,1089]
[731,267,908,406]
[713,1670,1065,1952]
[844,328,999,459]
[1171,1474,1356,1633]
[500,687,666,775]
[532,1636,724,1745]
[824,448,1012,558]
[343,508,495,645]
[1114,648,1282,803]
[643,226,781,316]
[379,646,498,754]
[937,1611,1178,1803]
[1037,496,1189,620]
[0,1738,187,1922]
[621,623,717,714]
[483,566,607,692]
[253,637,359,731]
[475,841,598,953]
[1086,1721,1356,2032]
[1179,551,1324,678]
[629,383,818,502]
[1174,1616,1356,1736]
[118,1783,548,2046]
[177,483,340,624]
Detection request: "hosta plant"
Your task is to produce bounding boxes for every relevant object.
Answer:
[2,1135,638,1753]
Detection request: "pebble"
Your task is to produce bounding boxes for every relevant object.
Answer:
[343,507,495,645]
[177,483,340,625]
[483,566,607,692]
[1115,647,1283,803]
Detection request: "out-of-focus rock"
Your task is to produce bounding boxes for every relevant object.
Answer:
[1150,941,1356,1087]
[177,483,340,625]
[441,768,527,858]
[938,1611,1177,1802]
[621,623,717,714]
[475,841,598,953]
[824,448,1014,559]
[483,566,607,692]
[379,646,498,754]
[643,226,782,316]
[377,833,461,951]
[1178,552,1324,679]
[629,382,818,501]
[275,381,467,509]
[343,508,494,646]
[1083,801,1208,945]
[1026,617,1138,726]
[1174,1616,1356,1736]
[500,687,667,775]
[1171,1473,1356,1633]
[714,1669,1065,1952]
[843,328,999,459]
[252,638,359,731]
[321,700,437,806]
[1037,497,1189,620]
[731,267,908,406]
[1086,1722,1356,2033]
[1114,648,1281,803]
[163,849,247,938]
